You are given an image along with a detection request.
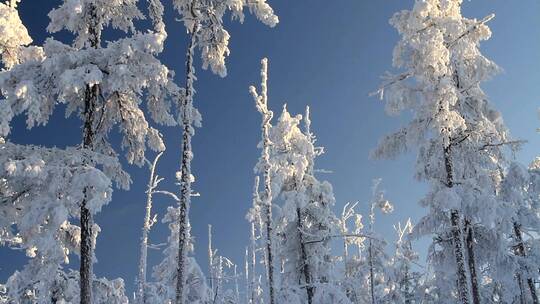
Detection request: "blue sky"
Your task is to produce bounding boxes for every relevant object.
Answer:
[2,0,540,296]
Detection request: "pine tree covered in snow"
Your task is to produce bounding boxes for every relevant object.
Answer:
[343,179,393,304]
[0,0,178,302]
[372,0,523,302]
[382,219,423,304]
[268,106,347,304]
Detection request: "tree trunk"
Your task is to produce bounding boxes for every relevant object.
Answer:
[175,23,198,304]
[513,222,539,304]
[80,4,101,304]
[445,145,470,304]
[369,239,376,304]
[254,58,276,304]
[208,225,215,296]
[403,264,411,304]
[450,210,470,304]
[465,219,480,304]
[80,73,99,304]
[297,207,314,304]
[250,223,257,304]
[264,202,276,304]
[137,153,162,303]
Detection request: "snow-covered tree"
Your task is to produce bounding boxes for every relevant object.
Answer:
[0,140,129,303]
[339,201,365,302]
[372,1,518,302]
[0,0,31,69]
[148,203,212,304]
[382,219,423,304]
[269,106,345,304]
[0,0,178,301]
[344,179,393,304]
[249,59,347,303]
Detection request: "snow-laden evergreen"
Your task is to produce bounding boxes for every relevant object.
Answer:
[0,0,176,302]
[372,0,524,302]
[269,106,347,304]
[0,0,31,69]
[249,59,351,304]
[0,140,129,303]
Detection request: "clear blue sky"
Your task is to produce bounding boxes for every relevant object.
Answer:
[2,0,540,296]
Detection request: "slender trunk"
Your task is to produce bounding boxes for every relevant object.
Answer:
[445,145,470,304]
[513,222,539,304]
[217,257,224,302]
[368,239,375,304]
[175,23,198,304]
[137,153,162,304]
[253,58,276,304]
[403,264,411,304]
[264,202,276,304]
[234,265,240,303]
[250,222,257,304]
[464,220,480,304]
[245,247,250,304]
[517,274,526,304]
[208,225,215,295]
[296,207,314,304]
[343,229,354,301]
[80,5,101,304]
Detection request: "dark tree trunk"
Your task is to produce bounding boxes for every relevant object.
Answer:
[80,4,101,303]
[297,207,314,304]
[369,238,376,304]
[513,222,539,304]
[465,219,480,304]
[445,145,470,304]
[175,24,197,304]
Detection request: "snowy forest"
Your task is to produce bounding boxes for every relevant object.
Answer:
[1,0,540,303]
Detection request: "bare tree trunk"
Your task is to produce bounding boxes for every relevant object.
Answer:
[445,145,470,304]
[368,239,376,304]
[403,264,411,304]
[234,265,240,303]
[296,207,314,304]
[80,5,101,304]
[264,199,276,304]
[208,225,215,296]
[513,222,539,304]
[250,222,257,304]
[137,152,163,303]
[251,58,276,304]
[245,247,250,304]
[464,219,480,304]
[175,23,198,304]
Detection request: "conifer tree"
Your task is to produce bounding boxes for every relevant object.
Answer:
[372,1,516,302]
[0,0,175,302]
